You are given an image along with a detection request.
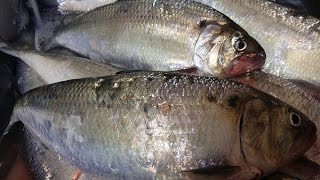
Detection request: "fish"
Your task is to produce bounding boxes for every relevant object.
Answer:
[39,0,266,78]
[0,43,122,94]
[197,0,320,85]
[12,72,316,179]
[231,71,320,164]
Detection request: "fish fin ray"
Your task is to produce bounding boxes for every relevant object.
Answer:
[17,61,46,94]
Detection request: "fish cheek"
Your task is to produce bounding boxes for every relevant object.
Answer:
[240,99,273,169]
[262,108,296,167]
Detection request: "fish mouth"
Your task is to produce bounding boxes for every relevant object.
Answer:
[225,52,266,77]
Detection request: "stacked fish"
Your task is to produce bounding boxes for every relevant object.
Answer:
[0,0,319,179]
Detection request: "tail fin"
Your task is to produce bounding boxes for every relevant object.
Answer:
[17,61,46,95]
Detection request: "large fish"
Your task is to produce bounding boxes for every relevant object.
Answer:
[40,0,266,77]
[21,126,320,180]
[12,72,316,179]
[231,71,320,164]
[197,0,320,85]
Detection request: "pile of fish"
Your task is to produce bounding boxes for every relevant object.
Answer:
[0,0,319,179]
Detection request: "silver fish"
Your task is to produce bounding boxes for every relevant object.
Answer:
[40,0,266,77]
[197,0,320,85]
[13,72,316,179]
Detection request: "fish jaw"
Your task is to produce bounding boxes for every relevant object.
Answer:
[224,52,266,77]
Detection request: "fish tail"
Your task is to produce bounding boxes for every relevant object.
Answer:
[17,61,46,94]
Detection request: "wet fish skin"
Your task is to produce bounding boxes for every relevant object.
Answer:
[42,0,265,77]
[197,0,320,85]
[22,126,106,180]
[231,71,320,164]
[0,44,122,94]
[13,72,316,179]
[57,0,117,13]
[23,125,240,180]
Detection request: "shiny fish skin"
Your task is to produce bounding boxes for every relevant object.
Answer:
[22,127,106,180]
[57,0,117,13]
[197,0,320,85]
[231,71,320,164]
[41,0,265,77]
[0,44,122,93]
[13,72,316,179]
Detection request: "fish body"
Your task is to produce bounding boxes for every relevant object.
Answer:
[231,71,320,164]
[13,72,316,179]
[41,0,265,77]
[197,0,320,85]
[0,44,122,93]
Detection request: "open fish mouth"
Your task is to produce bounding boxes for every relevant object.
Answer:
[225,52,266,77]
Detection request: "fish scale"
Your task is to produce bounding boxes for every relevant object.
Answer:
[197,0,320,84]
[40,0,265,77]
[13,72,316,179]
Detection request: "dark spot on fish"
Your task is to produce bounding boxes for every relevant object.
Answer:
[228,95,239,108]
[187,77,195,85]
[207,93,216,103]
[119,3,130,13]
[103,78,113,88]
[164,73,181,83]
[48,91,58,100]
[40,143,49,150]
[198,19,208,28]
[147,77,153,82]
[106,104,111,109]
[144,103,149,113]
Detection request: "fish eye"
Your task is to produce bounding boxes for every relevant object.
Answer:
[234,39,247,52]
[289,112,301,127]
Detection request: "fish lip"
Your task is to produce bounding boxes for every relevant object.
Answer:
[224,52,266,77]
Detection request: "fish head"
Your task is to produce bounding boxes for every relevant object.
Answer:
[240,98,316,174]
[194,23,265,77]
[222,31,266,77]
